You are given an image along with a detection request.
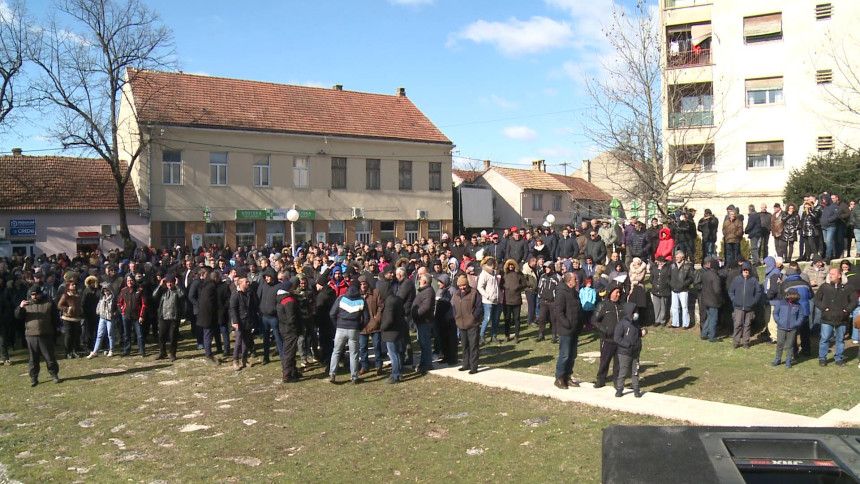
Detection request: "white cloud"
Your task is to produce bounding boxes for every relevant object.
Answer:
[543,88,559,96]
[502,125,538,141]
[448,16,572,56]
[390,0,433,4]
[480,94,518,109]
[538,146,578,158]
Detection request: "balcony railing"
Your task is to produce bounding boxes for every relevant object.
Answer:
[668,48,711,68]
[668,111,713,128]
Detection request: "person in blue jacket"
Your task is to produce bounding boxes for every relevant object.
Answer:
[772,290,803,368]
[728,262,761,349]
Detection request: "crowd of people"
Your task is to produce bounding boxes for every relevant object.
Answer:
[3,191,860,396]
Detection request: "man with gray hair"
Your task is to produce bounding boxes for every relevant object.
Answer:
[412,272,436,374]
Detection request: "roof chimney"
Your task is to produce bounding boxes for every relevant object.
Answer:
[532,160,541,171]
[540,159,546,172]
[483,159,491,171]
[11,147,22,156]
[333,84,343,91]
[397,87,406,97]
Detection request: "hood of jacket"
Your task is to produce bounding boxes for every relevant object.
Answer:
[764,256,779,277]
[344,281,361,299]
[504,259,520,273]
[659,227,672,240]
[447,257,458,271]
[622,301,637,320]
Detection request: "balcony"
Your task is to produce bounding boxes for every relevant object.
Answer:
[668,111,713,128]
[668,48,711,68]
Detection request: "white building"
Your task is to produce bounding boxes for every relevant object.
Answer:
[661,0,860,212]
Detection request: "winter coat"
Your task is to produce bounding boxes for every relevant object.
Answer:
[781,212,800,243]
[804,261,829,291]
[850,205,860,228]
[477,265,500,304]
[505,237,528,263]
[669,261,695,293]
[554,283,583,337]
[649,262,671,298]
[773,300,803,331]
[412,284,435,325]
[15,299,57,336]
[599,224,619,247]
[196,279,219,329]
[728,273,761,310]
[257,278,280,317]
[780,276,813,317]
[763,257,782,306]
[801,209,820,237]
[614,303,642,356]
[360,288,384,334]
[96,291,117,320]
[819,202,840,228]
[381,293,408,342]
[594,299,623,341]
[675,220,692,243]
[654,228,675,260]
[722,217,743,244]
[556,236,579,260]
[585,235,608,264]
[118,286,144,320]
[57,290,83,322]
[452,286,482,330]
[700,267,723,308]
[744,210,762,237]
[628,259,647,287]
[698,216,719,243]
[814,282,856,325]
[771,210,785,237]
[228,288,258,329]
[155,285,185,321]
[537,269,560,303]
[502,261,525,306]
[628,229,650,258]
[532,243,551,262]
[330,284,369,330]
[580,286,597,311]
[522,263,538,293]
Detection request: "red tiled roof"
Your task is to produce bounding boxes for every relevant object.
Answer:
[452,169,482,183]
[128,69,452,145]
[0,155,139,211]
[489,166,611,201]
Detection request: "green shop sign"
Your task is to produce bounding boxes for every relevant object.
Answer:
[236,209,316,220]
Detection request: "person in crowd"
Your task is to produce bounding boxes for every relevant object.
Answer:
[800,200,821,261]
[358,274,384,376]
[553,272,583,390]
[772,290,803,369]
[814,267,856,366]
[699,257,722,342]
[328,280,369,384]
[380,287,407,384]
[196,268,221,364]
[586,230,608,266]
[522,257,539,329]
[57,276,83,359]
[412,273,435,374]
[728,262,761,350]
[654,226,674,262]
[88,283,117,358]
[763,256,783,344]
[477,256,501,344]
[614,302,644,398]
[772,203,786,259]
[434,273,458,366]
[745,204,762,266]
[594,283,623,389]
[256,267,283,366]
[669,250,694,329]
[117,274,146,357]
[81,274,100,351]
[16,285,60,386]
[229,270,257,369]
[779,265,814,357]
[453,274,482,375]
[536,261,560,342]
[276,279,301,383]
[502,259,525,343]
[781,203,800,263]
[314,274,337,369]
[722,209,743,267]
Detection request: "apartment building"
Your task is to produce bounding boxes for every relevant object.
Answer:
[661,0,860,212]
[118,70,454,250]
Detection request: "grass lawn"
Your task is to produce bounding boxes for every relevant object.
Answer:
[481,321,859,418]
[0,340,674,483]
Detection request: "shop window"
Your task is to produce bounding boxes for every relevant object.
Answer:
[203,222,225,248]
[235,221,255,247]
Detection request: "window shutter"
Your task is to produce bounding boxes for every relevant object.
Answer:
[744,13,782,38]
[815,3,833,20]
[691,23,712,46]
[816,69,833,84]
[747,141,784,156]
[817,136,834,151]
[745,77,783,91]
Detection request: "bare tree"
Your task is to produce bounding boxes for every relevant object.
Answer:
[0,0,30,131]
[582,2,719,216]
[29,0,176,254]
[820,27,860,132]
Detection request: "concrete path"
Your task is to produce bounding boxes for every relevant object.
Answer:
[429,364,860,428]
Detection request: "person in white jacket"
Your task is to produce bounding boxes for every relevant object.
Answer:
[477,256,501,344]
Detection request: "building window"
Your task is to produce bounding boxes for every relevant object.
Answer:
[399,160,412,190]
[160,221,185,248]
[817,136,835,152]
[429,162,442,191]
[293,220,312,246]
[747,141,784,169]
[532,194,543,211]
[746,77,783,106]
[266,221,285,247]
[743,13,782,43]
[669,82,713,128]
[817,69,833,84]
[366,159,380,190]
[162,150,182,185]
[428,221,441,241]
[236,221,255,247]
[355,220,371,244]
[405,221,419,243]
[552,195,561,211]
[253,154,270,187]
[380,221,395,241]
[675,144,715,171]
[815,3,833,20]
[209,152,228,186]
[328,221,345,245]
[293,156,309,188]
[331,157,347,189]
[203,222,225,248]
[666,23,712,68]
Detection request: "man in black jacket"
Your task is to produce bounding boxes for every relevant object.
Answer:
[555,228,579,261]
[229,270,259,370]
[745,204,763,266]
[649,256,671,326]
[699,258,723,342]
[814,267,857,366]
[505,229,528,264]
[412,273,435,374]
[256,267,282,365]
[593,283,623,388]
[553,272,583,390]
[697,209,719,263]
[669,251,694,329]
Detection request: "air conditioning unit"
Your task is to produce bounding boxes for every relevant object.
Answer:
[416,209,429,220]
[523,218,532,226]
[351,207,365,219]
[100,224,116,237]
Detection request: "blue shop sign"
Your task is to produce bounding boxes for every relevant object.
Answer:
[10,219,36,236]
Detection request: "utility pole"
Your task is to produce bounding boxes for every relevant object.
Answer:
[559,162,570,176]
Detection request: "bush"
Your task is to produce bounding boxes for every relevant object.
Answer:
[784,149,860,203]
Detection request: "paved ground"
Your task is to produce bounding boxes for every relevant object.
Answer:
[429,363,860,428]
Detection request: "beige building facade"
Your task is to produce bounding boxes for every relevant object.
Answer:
[119,70,454,249]
[661,0,860,215]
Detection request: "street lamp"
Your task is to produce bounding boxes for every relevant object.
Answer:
[545,213,555,226]
[287,208,300,252]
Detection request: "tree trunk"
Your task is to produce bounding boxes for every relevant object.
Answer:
[116,176,137,257]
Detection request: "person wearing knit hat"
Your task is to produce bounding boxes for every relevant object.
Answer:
[453,271,482,374]
[16,284,61,386]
